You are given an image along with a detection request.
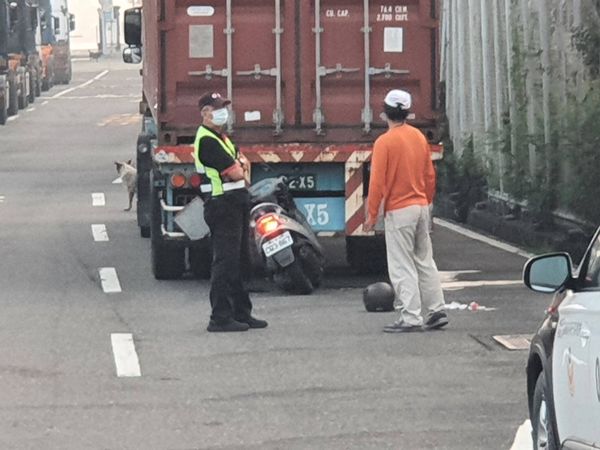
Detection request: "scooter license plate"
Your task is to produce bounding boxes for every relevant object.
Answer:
[262,232,294,257]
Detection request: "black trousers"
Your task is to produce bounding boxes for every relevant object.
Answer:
[203,190,253,324]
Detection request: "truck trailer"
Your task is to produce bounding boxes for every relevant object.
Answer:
[123,0,441,278]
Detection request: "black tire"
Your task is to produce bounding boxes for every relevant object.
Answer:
[0,94,7,125]
[18,78,28,109]
[34,73,41,97]
[140,226,150,238]
[7,77,18,116]
[150,185,185,280]
[28,70,36,103]
[346,236,387,274]
[298,243,324,288]
[275,260,314,295]
[532,371,559,450]
[189,239,212,279]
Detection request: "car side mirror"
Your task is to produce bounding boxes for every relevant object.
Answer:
[523,253,573,293]
[69,14,75,32]
[123,46,142,64]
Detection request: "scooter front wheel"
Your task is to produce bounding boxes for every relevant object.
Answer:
[274,260,314,295]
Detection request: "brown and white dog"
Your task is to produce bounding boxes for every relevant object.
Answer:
[114,160,137,211]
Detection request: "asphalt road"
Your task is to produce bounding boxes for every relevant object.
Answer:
[0,56,548,449]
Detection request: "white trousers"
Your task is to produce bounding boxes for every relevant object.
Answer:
[384,205,445,326]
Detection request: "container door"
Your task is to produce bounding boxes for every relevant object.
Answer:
[168,0,287,133]
[368,0,437,127]
[304,0,437,134]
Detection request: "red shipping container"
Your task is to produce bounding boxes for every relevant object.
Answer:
[141,0,439,146]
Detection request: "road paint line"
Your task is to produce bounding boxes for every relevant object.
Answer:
[50,70,109,99]
[91,224,109,242]
[92,192,105,206]
[111,333,141,377]
[434,218,534,259]
[26,107,35,112]
[509,420,532,450]
[99,267,122,293]
[7,115,17,122]
[41,101,48,106]
[0,195,5,203]
[442,279,522,290]
[55,94,140,100]
[112,176,123,184]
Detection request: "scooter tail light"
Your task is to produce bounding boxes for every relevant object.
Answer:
[256,214,282,236]
[170,172,187,189]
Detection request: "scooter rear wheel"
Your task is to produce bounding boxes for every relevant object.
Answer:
[275,260,313,295]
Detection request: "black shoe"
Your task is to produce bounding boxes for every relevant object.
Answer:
[207,320,250,332]
[424,310,449,331]
[383,320,423,333]
[237,316,268,329]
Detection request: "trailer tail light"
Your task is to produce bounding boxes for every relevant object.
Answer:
[170,172,187,189]
[189,173,202,189]
[256,214,283,236]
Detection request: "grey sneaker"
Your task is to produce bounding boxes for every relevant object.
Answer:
[424,310,449,330]
[383,320,423,333]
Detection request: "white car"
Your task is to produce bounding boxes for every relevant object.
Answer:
[523,231,600,450]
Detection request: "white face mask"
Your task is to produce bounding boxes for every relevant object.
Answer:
[211,108,229,126]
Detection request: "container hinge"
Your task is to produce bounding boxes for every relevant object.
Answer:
[188,65,229,80]
[368,63,410,78]
[273,109,284,136]
[236,64,279,79]
[318,64,360,77]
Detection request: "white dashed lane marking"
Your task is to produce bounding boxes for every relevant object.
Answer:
[0,195,4,203]
[51,70,109,99]
[509,420,532,450]
[7,116,17,122]
[91,224,109,242]
[26,107,35,112]
[111,333,141,377]
[99,267,122,293]
[92,193,106,206]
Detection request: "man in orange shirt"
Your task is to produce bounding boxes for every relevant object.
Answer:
[365,90,447,333]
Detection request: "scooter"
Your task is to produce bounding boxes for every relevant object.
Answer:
[248,177,325,294]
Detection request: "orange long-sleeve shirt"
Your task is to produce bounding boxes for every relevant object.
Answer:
[367,124,436,220]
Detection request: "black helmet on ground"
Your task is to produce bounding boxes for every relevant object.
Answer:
[363,282,395,312]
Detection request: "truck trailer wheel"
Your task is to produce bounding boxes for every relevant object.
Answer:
[0,94,7,125]
[150,186,185,280]
[346,236,387,274]
[7,76,18,116]
[189,239,212,279]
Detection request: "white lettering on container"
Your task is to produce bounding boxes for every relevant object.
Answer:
[325,9,350,18]
[377,5,409,22]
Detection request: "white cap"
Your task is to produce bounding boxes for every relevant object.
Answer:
[384,89,412,110]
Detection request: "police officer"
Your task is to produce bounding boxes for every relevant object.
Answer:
[194,92,268,332]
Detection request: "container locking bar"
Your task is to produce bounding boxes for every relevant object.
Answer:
[188,65,229,79]
[313,0,324,135]
[369,63,410,78]
[361,0,372,134]
[236,64,278,79]
[317,64,360,77]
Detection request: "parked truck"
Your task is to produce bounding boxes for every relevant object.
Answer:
[48,0,73,85]
[123,1,441,279]
[0,0,10,123]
